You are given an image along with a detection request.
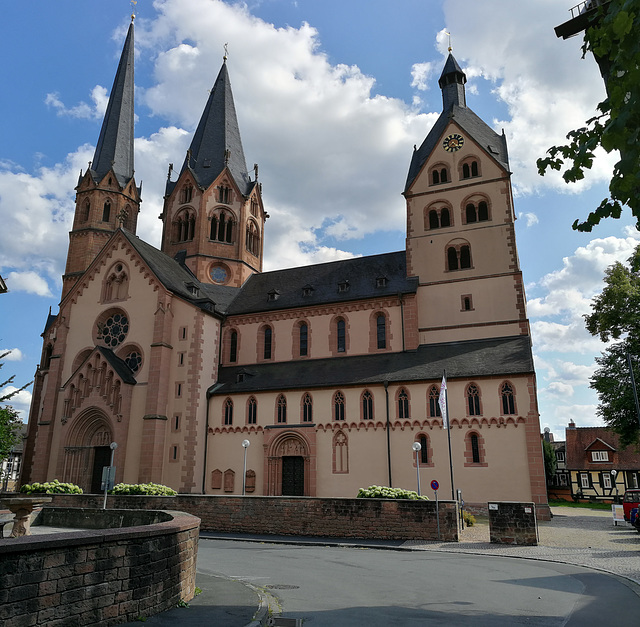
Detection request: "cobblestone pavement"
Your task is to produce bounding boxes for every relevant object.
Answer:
[403,507,640,586]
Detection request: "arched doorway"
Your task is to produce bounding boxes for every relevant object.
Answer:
[264,431,314,496]
[63,409,113,493]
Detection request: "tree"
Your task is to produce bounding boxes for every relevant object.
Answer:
[537,0,640,232]
[542,439,557,484]
[584,245,640,446]
[0,351,31,467]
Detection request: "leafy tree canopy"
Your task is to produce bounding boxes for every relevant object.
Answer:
[0,350,31,464]
[542,439,557,482]
[585,245,640,446]
[537,0,640,232]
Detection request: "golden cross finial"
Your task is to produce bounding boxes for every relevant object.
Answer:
[445,31,452,52]
[223,43,229,62]
[131,0,137,21]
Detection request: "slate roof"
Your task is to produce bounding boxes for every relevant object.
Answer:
[405,54,509,193]
[565,426,640,470]
[120,229,239,315]
[209,335,534,395]
[90,21,135,188]
[98,346,137,385]
[225,251,417,316]
[177,61,253,196]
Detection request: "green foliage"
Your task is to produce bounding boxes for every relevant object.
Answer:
[463,511,476,527]
[537,0,640,231]
[0,350,32,465]
[357,485,429,500]
[20,479,83,494]
[542,440,557,482]
[109,482,177,496]
[584,244,640,446]
[176,599,189,608]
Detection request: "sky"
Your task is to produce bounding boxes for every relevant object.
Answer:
[0,0,637,443]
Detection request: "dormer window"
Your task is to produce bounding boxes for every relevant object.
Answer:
[302,285,314,297]
[338,280,350,293]
[376,277,388,288]
[268,289,280,302]
[591,451,609,462]
[185,282,199,297]
[236,373,245,383]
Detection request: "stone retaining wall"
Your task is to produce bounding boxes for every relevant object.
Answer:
[44,494,460,542]
[488,501,538,545]
[0,509,199,626]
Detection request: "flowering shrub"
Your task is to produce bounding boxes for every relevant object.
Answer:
[357,485,429,500]
[109,482,177,496]
[20,479,83,494]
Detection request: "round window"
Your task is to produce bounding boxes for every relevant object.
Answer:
[124,350,142,372]
[97,311,130,348]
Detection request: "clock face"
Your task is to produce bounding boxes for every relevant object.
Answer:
[443,133,464,152]
[210,265,228,284]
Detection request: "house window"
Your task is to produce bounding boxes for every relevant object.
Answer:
[592,451,609,462]
[500,382,516,415]
[420,435,428,464]
[461,295,473,311]
[247,397,257,425]
[337,319,346,353]
[362,390,373,421]
[470,433,480,464]
[559,474,568,487]
[179,326,188,340]
[580,473,590,489]
[224,398,233,425]
[178,352,185,366]
[334,391,345,421]
[173,415,181,432]
[277,394,287,423]
[556,452,565,463]
[171,445,179,461]
[263,326,272,360]
[398,389,409,419]
[302,393,313,422]
[300,323,308,357]
[428,386,441,418]
[602,473,612,489]
[467,383,481,416]
[376,314,386,349]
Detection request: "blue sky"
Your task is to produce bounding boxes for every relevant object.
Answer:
[1,0,637,442]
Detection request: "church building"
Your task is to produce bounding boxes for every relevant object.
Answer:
[21,20,548,516]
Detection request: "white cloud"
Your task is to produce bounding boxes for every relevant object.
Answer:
[411,62,436,91]
[519,212,538,227]
[6,271,53,297]
[1,348,24,362]
[0,385,33,421]
[45,85,108,120]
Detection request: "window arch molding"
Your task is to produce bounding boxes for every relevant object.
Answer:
[424,201,453,231]
[246,396,257,425]
[445,239,472,271]
[276,393,287,423]
[245,218,260,257]
[333,390,346,421]
[223,397,234,425]
[369,310,390,351]
[396,387,411,420]
[225,327,240,364]
[329,315,350,356]
[465,382,482,416]
[173,208,195,242]
[414,433,434,467]
[429,162,450,186]
[259,324,274,361]
[461,193,491,225]
[209,207,236,243]
[500,380,517,415]
[292,318,311,359]
[459,156,481,180]
[428,385,442,419]
[301,392,313,423]
[464,430,487,466]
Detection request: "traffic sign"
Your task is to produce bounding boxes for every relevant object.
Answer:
[430,479,439,491]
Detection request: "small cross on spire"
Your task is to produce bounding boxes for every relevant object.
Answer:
[223,43,229,62]
[445,31,452,52]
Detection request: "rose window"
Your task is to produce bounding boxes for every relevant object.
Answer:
[124,351,142,372]
[99,313,129,348]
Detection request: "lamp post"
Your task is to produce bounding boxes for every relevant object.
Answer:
[412,442,422,496]
[241,439,250,495]
[611,469,618,503]
[103,442,117,510]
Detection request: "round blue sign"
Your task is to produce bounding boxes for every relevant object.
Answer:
[430,480,439,491]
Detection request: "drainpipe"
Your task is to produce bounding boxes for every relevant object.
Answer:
[384,380,392,487]
[398,293,406,352]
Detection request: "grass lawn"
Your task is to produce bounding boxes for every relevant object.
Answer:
[549,500,612,511]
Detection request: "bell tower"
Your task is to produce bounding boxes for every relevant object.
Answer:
[62,19,140,300]
[160,59,266,288]
[404,53,529,345]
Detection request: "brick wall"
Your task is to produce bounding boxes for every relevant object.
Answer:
[0,509,199,626]
[46,494,460,542]
[488,501,538,545]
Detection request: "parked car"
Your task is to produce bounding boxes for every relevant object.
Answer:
[622,489,640,522]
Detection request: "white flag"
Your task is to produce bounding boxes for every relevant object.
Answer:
[438,374,448,428]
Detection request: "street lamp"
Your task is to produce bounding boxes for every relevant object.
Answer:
[241,439,250,495]
[611,469,618,503]
[412,442,422,496]
[103,442,118,510]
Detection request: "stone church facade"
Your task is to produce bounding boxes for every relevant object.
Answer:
[21,22,548,515]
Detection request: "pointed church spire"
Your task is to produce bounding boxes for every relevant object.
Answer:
[91,20,135,186]
[181,61,251,194]
[438,53,466,111]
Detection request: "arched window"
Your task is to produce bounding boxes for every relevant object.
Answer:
[211,211,234,243]
[277,394,287,423]
[302,393,313,422]
[180,185,193,204]
[334,391,345,421]
[471,433,480,463]
[246,221,260,256]
[501,382,516,415]
[465,199,490,224]
[462,161,479,179]
[224,398,233,425]
[398,388,409,419]
[337,319,346,353]
[466,203,477,223]
[471,161,479,177]
[299,323,308,357]
[441,207,451,227]
[176,211,195,242]
[376,314,386,349]
[102,200,111,222]
[103,262,129,302]
[432,170,440,185]
[229,331,238,363]
[333,430,349,473]
[428,385,441,418]
[429,209,439,229]
[447,247,459,271]
[462,163,470,179]
[247,397,257,424]
[362,390,373,421]
[263,326,272,360]
[478,201,489,221]
[440,168,448,183]
[467,383,481,416]
[82,200,90,222]
[460,245,471,269]
[420,434,429,464]
[218,185,231,204]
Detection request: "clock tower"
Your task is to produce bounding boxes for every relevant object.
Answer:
[403,53,529,345]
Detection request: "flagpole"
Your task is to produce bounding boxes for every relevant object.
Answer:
[442,370,455,500]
